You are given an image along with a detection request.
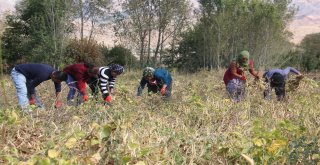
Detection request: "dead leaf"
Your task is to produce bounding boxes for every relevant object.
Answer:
[65,138,77,149]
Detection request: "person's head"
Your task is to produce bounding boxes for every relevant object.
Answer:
[51,71,67,83]
[143,67,155,80]
[87,66,99,78]
[237,50,250,68]
[271,73,284,85]
[108,64,124,77]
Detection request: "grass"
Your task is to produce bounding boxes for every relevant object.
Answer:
[0,70,319,165]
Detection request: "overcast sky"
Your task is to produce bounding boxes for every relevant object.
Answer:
[0,0,319,43]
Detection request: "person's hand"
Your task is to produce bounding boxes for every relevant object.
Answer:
[82,94,89,102]
[29,98,36,105]
[160,87,166,95]
[297,74,304,79]
[240,75,246,81]
[105,95,112,103]
[55,101,62,108]
[254,74,260,80]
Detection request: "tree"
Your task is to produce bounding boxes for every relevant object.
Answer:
[172,0,295,71]
[299,32,320,71]
[153,0,191,66]
[113,0,191,68]
[72,0,111,41]
[105,45,138,70]
[113,0,151,68]
[1,0,74,67]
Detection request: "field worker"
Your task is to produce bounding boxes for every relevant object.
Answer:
[63,63,97,106]
[137,67,172,99]
[88,64,124,105]
[263,67,303,101]
[11,63,67,113]
[223,50,260,102]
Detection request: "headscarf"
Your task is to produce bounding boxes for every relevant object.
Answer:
[237,50,250,68]
[143,67,155,77]
[109,64,124,74]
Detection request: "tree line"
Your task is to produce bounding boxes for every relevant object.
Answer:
[0,0,319,72]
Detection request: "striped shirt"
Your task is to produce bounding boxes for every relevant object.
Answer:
[98,67,116,97]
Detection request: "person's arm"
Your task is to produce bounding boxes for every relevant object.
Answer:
[248,60,260,79]
[137,78,147,96]
[53,82,63,107]
[155,70,172,95]
[108,77,116,93]
[283,67,302,76]
[229,62,242,78]
[98,68,112,103]
[28,78,43,95]
[76,80,87,96]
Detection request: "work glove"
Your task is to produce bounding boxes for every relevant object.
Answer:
[160,87,166,95]
[240,75,246,81]
[29,98,36,105]
[54,101,62,108]
[105,95,112,103]
[82,94,89,102]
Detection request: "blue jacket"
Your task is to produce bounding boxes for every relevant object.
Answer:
[15,63,61,94]
[263,67,301,80]
[137,68,172,96]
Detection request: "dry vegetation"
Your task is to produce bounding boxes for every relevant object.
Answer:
[0,70,319,165]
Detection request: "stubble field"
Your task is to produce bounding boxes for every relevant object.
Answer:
[0,70,319,165]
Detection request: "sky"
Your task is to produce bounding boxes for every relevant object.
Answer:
[1,0,320,44]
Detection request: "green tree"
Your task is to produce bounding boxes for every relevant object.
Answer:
[173,0,295,71]
[299,32,320,71]
[1,0,74,67]
[105,45,138,71]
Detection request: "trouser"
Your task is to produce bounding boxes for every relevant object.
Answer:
[263,78,286,101]
[226,79,246,102]
[66,75,83,106]
[11,68,43,110]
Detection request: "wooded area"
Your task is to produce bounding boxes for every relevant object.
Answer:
[0,0,319,72]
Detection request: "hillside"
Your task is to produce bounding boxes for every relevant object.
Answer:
[290,0,320,43]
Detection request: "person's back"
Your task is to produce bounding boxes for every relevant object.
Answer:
[11,63,67,113]
[15,63,55,83]
[154,68,172,85]
[263,67,301,80]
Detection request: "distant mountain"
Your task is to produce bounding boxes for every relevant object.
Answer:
[289,0,320,43]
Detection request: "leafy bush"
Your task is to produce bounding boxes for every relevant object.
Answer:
[64,38,106,66]
[103,45,138,70]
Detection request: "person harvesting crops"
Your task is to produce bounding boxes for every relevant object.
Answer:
[88,64,124,105]
[63,63,97,106]
[137,67,172,99]
[263,67,303,101]
[223,50,260,102]
[11,63,67,113]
